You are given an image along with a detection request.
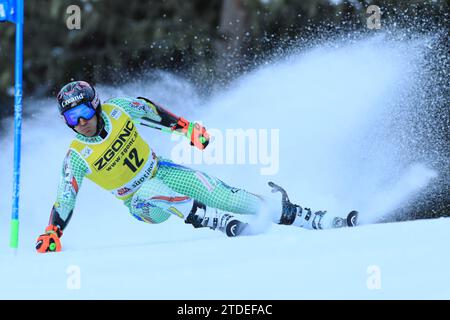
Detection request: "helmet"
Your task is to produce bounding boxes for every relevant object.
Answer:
[56,81,102,129]
[57,81,100,114]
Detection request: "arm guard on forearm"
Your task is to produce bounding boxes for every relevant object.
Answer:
[137,96,210,149]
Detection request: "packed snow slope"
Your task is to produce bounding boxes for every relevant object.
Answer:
[1,218,449,299]
[0,33,447,299]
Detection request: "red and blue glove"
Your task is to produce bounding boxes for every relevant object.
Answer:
[36,225,63,253]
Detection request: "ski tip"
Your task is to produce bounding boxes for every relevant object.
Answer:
[268,181,277,193]
[268,181,282,193]
[225,221,249,237]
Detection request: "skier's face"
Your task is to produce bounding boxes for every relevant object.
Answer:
[74,114,98,137]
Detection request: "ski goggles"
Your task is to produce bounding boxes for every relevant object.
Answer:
[62,102,96,126]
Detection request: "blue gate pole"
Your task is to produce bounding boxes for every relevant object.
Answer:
[10,0,24,249]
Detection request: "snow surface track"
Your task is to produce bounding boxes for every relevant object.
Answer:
[1,217,449,299]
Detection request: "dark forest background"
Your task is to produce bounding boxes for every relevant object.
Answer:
[0,0,448,221]
[0,1,447,106]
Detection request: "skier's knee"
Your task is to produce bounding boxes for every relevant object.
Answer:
[129,209,170,224]
[148,210,171,223]
[128,199,171,224]
[129,211,148,223]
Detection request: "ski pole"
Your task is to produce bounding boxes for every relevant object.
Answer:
[136,120,186,136]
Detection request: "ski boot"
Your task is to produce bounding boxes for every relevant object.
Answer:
[185,200,248,237]
[346,210,359,227]
[268,182,358,229]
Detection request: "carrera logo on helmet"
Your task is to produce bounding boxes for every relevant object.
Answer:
[62,93,84,107]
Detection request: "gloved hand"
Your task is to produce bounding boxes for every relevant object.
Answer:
[173,117,210,150]
[36,225,63,253]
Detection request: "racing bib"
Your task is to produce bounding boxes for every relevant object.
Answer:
[70,103,158,200]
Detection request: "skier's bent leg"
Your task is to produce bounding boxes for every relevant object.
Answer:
[125,171,250,236]
[268,182,358,229]
[148,160,265,236]
[125,176,194,224]
[281,206,346,229]
[155,160,264,216]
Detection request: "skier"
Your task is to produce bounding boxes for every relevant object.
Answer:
[36,81,358,253]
